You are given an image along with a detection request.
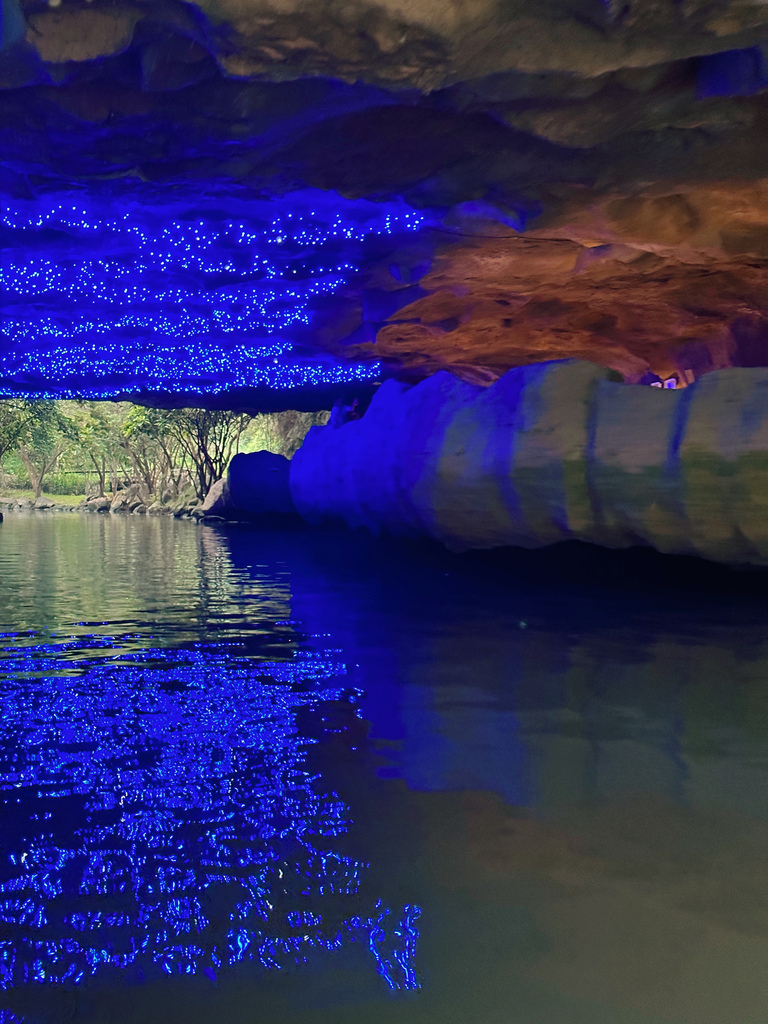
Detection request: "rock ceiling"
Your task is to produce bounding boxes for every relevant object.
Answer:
[3,0,768,406]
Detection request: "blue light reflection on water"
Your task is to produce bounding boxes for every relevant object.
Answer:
[0,629,421,1017]
[6,513,768,1024]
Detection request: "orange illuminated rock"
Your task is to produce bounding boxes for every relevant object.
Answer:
[6,0,768,395]
[331,184,768,387]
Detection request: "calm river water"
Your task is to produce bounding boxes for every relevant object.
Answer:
[0,514,768,1024]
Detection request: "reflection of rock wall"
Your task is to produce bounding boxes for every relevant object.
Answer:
[224,520,768,820]
[290,360,768,565]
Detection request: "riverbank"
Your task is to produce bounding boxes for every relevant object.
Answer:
[0,491,203,519]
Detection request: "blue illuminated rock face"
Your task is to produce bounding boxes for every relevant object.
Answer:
[228,451,297,518]
[288,360,768,567]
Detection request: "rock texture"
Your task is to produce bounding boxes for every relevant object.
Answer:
[290,361,768,566]
[228,450,297,517]
[365,193,768,385]
[198,477,230,517]
[4,1,768,396]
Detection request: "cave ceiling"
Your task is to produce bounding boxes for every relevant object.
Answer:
[2,0,768,408]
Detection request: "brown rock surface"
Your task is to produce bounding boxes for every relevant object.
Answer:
[5,0,768,391]
[362,184,768,382]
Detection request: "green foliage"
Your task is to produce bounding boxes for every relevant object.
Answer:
[0,400,327,501]
[240,411,329,459]
[144,408,251,500]
[0,400,53,464]
[0,401,29,464]
[42,471,90,496]
[1,400,78,498]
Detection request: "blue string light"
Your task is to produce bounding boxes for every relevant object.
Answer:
[0,632,422,999]
[0,193,428,399]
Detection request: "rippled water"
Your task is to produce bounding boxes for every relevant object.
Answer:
[1,514,768,1024]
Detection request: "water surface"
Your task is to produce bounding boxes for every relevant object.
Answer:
[1,514,768,1024]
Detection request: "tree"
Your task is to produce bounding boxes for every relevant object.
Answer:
[158,409,250,500]
[16,403,76,499]
[67,402,127,497]
[121,406,189,501]
[0,400,36,465]
[0,401,318,504]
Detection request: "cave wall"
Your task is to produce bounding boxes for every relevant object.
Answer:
[290,360,768,566]
[4,0,768,400]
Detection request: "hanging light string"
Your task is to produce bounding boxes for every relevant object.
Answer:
[0,196,427,397]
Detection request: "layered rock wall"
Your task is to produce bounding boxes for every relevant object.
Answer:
[290,361,768,565]
[7,1,768,392]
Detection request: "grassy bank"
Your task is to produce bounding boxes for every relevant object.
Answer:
[0,491,85,505]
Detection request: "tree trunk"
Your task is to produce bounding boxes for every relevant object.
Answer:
[88,452,106,496]
[18,444,64,499]
[17,446,43,499]
[108,459,121,496]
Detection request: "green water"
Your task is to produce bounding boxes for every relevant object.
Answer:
[0,512,767,1024]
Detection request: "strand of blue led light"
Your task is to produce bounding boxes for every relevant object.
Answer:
[1,257,359,296]
[0,359,382,400]
[1,274,349,342]
[0,205,425,244]
[0,196,426,395]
